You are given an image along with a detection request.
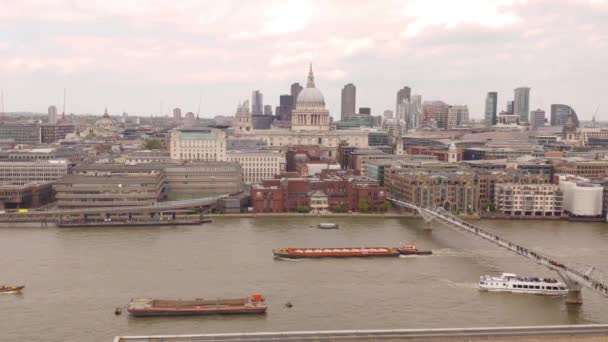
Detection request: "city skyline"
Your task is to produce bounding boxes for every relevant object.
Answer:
[0,0,606,119]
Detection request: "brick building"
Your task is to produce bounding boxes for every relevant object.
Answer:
[252,172,386,213]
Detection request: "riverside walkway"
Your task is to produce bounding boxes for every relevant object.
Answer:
[114,325,608,342]
[388,197,608,304]
[0,196,226,223]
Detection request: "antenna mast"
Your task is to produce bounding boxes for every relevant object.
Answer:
[61,88,67,122]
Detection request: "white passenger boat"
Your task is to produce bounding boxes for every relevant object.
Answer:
[479,273,568,295]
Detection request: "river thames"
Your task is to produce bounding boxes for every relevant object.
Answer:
[1,217,608,342]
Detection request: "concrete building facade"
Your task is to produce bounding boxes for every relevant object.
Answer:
[0,159,69,185]
[54,166,166,209]
[164,162,244,199]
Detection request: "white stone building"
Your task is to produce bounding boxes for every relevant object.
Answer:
[169,128,227,161]
[494,183,563,217]
[226,150,285,184]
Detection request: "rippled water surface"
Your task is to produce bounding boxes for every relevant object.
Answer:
[1,217,607,342]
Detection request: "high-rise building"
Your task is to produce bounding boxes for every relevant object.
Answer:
[263,105,273,116]
[506,100,514,114]
[514,87,530,123]
[484,92,497,126]
[447,105,470,129]
[530,109,545,130]
[290,83,303,103]
[48,106,58,125]
[383,110,394,119]
[252,90,263,115]
[408,95,422,129]
[396,86,411,114]
[277,95,293,121]
[173,107,182,122]
[551,104,579,127]
[340,83,356,121]
[421,101,450,128]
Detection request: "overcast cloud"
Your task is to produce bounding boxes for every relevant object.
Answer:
[0,0,606,119]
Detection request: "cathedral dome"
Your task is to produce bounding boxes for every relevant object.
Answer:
[296,87,325,107]
[295,64,325,108]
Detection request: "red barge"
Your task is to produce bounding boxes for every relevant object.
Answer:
[127,294,267,317]
[273,247,400,258]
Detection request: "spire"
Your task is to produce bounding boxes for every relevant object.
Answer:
[306,63,315,88]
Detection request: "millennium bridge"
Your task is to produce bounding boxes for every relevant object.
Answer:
[388,197,608,304]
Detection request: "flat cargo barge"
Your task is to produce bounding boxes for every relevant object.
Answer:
[273,247,399,259]
[127,294,266,317]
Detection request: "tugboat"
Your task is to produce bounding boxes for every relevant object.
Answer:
[318,223,339,229]
[397,243,432,255]
[0,285,25,294]
[273,247,399,259]
[127,293,267,317]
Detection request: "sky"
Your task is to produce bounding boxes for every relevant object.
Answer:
[0,0,606,120]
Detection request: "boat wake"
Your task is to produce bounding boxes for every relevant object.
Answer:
[441,278,478,289]
[275,257,304,262]
[398,254,431,259]
[431,248,472,257]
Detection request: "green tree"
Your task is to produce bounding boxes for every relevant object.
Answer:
[332,205,347,213]
[296,206,311,213]
[357,198,369,212]
[144,138,162,150]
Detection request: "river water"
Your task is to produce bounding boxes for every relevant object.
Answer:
[1,217,608,342]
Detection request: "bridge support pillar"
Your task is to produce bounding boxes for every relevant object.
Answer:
[558,271,583,304]
[566,289,583,304]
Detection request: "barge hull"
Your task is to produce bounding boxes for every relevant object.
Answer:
[128,307,267,317]
[274,252,399,259]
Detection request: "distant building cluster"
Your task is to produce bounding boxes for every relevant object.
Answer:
[0,62,605,222]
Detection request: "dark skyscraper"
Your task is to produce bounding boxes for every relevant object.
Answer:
[514,87,530,123]
[290,83,303,104]
[278,95,293,120]
[396,86,411,113]
[359,107,371,115]
[340,83,356,121]
[252,90,263,115]
[484,92,498,125]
